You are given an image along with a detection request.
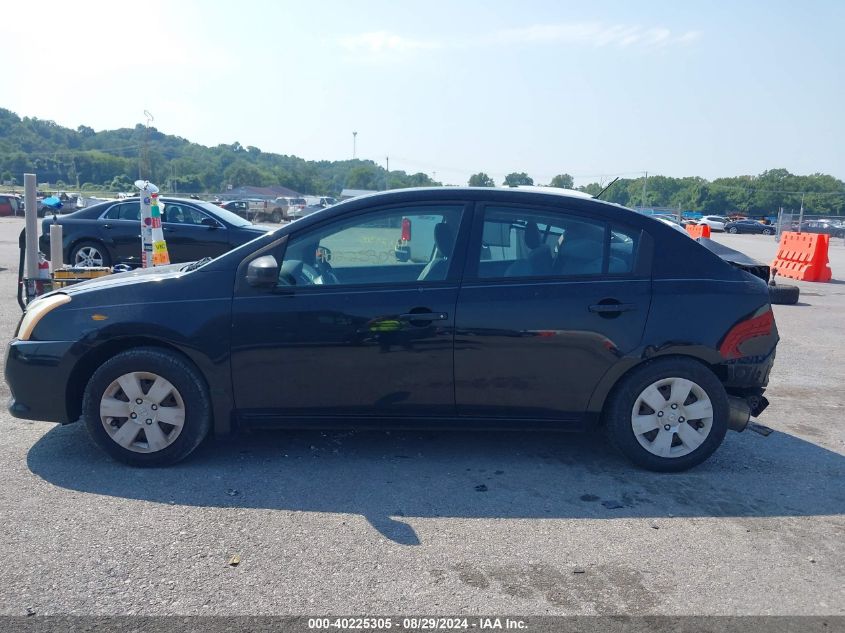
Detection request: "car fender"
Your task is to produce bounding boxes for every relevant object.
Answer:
[585,345,724,414]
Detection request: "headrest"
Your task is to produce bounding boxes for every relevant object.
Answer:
[434,222,455,256]
[524,221,542,249]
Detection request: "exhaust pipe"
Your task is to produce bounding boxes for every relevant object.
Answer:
[727,396,751,432]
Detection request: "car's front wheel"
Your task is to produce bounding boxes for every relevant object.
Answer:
[604,358,729,472]
[762,228,774,235]
[82,347,212,466]
[71,241,111,267]
[728,227,738,234]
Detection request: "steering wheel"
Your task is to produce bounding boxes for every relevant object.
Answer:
[313,252,339,285]
[279,258,339,286]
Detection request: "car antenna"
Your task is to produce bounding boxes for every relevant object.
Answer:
[593,177,620,200]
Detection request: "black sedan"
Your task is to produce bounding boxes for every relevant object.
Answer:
[39,197,272,267]
[9,187,779,472]
[724,219,775,235]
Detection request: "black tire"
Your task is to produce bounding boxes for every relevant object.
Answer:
[769,283,799,305]
[70,240,112,268]
[728,227,738,234]
[762,228,774,235]
[603,357,729,472]
[271,209,283,223]
[82,347,212,466]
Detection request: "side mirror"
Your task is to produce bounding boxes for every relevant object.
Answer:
[246,255,278,288]
[202,217,222,228]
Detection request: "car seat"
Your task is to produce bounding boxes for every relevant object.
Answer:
[505,221,554,277]
[418,223,455,281]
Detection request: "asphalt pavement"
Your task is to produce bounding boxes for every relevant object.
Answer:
[0,218,842,616]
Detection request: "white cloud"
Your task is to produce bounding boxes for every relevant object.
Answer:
[337,22,701,57]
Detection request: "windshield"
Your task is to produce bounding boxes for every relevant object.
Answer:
[193,200,252,227]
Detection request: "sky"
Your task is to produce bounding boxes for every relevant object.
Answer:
[4,0,845,186]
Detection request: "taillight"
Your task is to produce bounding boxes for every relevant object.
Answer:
[719,306,775,359]
[401,218,411,242]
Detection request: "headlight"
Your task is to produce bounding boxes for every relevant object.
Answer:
[17,294,72,341]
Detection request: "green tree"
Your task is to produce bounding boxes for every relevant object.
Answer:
[549,173,574,189]
[223,160,266,188]
[503,172,533,186]
[345,165,381,190]
[468,172,495,187]
[578,183,602,197]
[108,175,133,191]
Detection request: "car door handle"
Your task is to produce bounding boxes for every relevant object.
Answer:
[102,224,112,229]
[589,303,638,313]
[163,227,176,233]
[398,312,448,322]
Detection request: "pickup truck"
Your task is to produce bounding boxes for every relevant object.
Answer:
[217,199,284,223]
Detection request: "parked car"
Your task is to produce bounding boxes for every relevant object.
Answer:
[9,187,778,471]
[0,193,22,216]
[795,220,845,238]
[38,197,272,267]
[217,199,284,223]
[650,215,689,234]
[275,196,308,220]
[697,215,729,232]
[394,214,441,261]
[724,219,775,235]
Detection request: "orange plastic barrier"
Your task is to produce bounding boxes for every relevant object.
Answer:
[686,223,711,239]
[771,231,832,282]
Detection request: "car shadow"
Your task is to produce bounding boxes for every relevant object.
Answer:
[28,423,845,545]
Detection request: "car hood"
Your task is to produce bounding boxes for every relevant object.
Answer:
[56,263,189,296]
[697,238,770,283]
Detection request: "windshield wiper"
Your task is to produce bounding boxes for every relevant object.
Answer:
[181,257,213,272]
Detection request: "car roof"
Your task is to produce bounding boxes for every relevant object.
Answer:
[344,185,598,204]
[303,186,644,225]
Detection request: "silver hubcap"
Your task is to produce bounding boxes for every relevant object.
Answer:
[631,377,713,458]
[100,372,185,453]
[75,246,104,267]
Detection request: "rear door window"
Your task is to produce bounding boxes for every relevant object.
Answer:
[103,202,140,221]
[474,206,640,279]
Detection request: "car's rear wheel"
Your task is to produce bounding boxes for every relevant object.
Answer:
[762,228,774,235]
[604,358,729,472]
[82,347,212,466]
[728,227,738,234]
[71,241,111,267]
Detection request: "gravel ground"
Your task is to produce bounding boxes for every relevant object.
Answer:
[0,218,842,616]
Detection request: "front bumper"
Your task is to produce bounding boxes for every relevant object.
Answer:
[5,339,77,423]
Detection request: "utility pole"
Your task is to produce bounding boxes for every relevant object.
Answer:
[797,192,805,232]
[385,156,390,190]
[352,131,357,159]
[141,110,154,179]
